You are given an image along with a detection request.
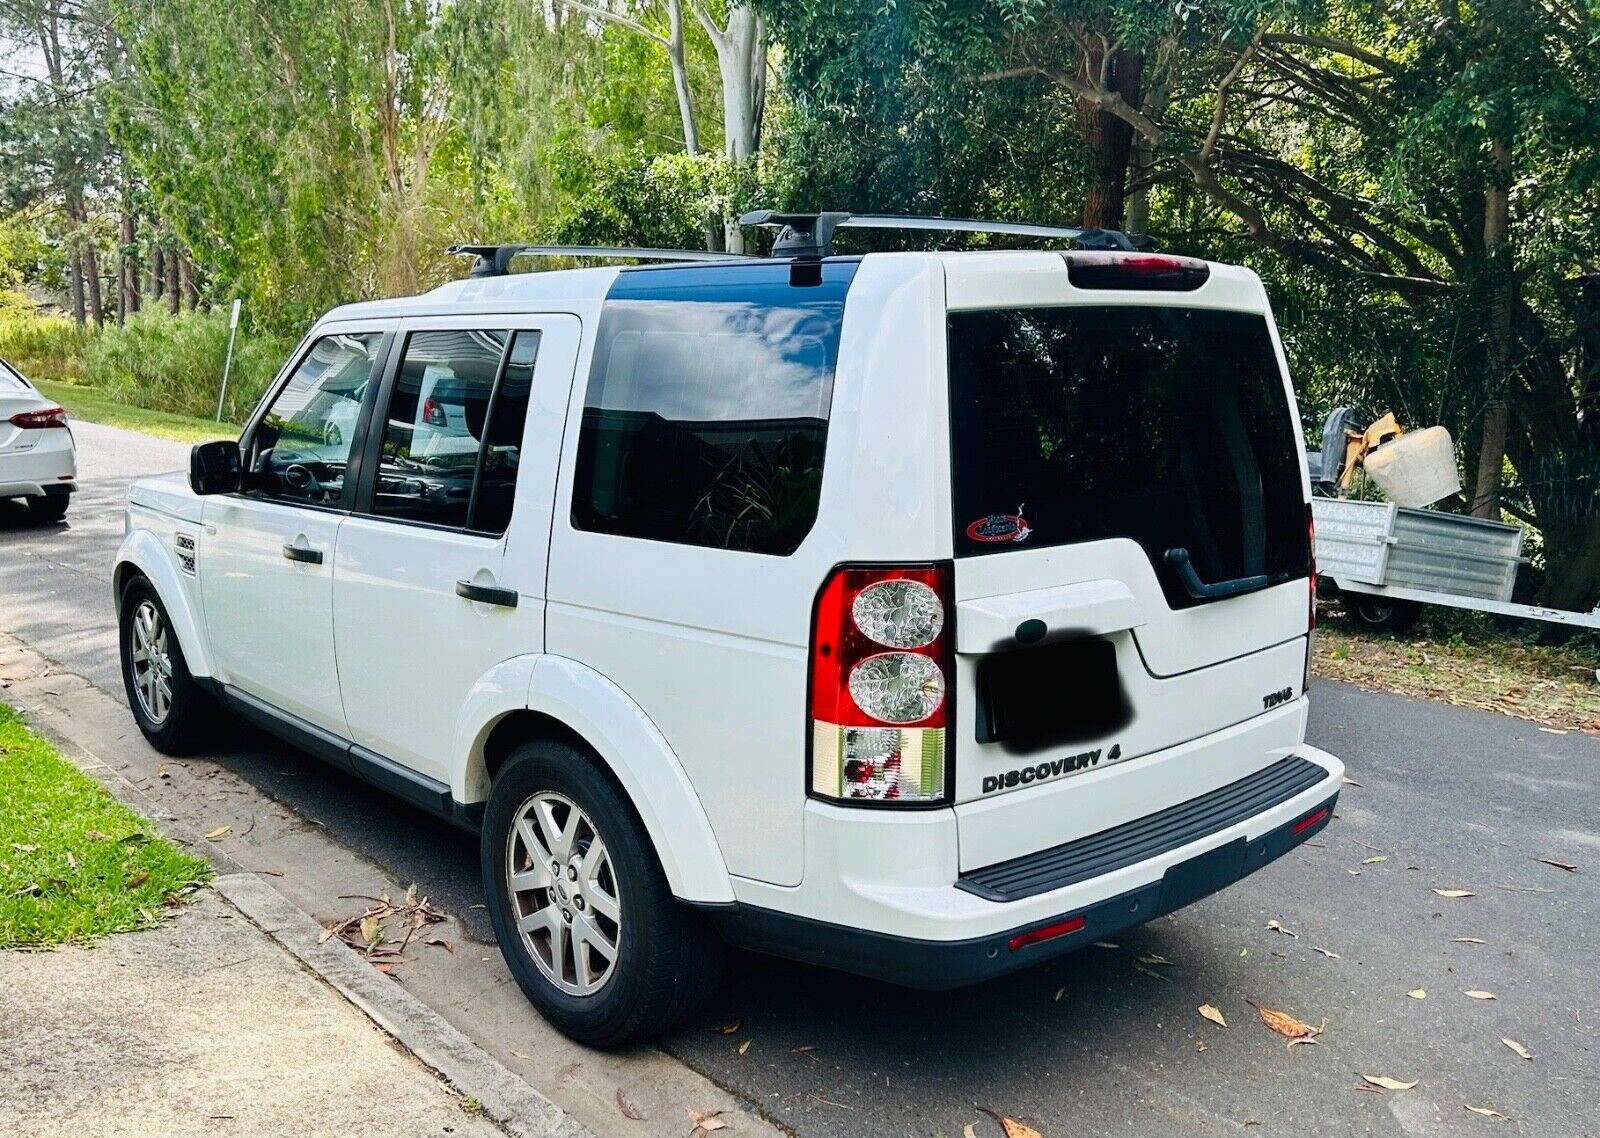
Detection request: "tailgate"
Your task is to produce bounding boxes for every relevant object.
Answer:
[945,299,1312,814]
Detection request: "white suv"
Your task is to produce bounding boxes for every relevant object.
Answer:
[115,214,1343,1046]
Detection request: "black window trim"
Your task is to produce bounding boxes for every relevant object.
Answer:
[348,323,537,539]
[235,324,397,515]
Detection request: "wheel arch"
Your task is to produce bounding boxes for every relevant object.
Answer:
[451,654,735,905]
[113,531,215,677]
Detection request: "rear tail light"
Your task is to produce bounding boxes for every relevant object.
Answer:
[1065,252,1210,291]
[9,406,68,430]
[1008,915,1085,952]
[422,397,447,427]
[1292,806,1329,835]
[1305,506,1317,694]
[810,565,953,805]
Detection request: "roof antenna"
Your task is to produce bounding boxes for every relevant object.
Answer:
[739,211,853,259]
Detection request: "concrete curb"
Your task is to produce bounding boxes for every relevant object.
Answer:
[213,872,591,1138]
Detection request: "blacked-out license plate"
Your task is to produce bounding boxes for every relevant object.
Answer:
[1160,838,1247,913]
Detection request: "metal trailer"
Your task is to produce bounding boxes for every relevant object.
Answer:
[1311,497,1600,633]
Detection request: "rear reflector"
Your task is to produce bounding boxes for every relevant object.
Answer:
[1065,252,1210,291]
[1008,915,1086,952]
[1292,807,1329,835]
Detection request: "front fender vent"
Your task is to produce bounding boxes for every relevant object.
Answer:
[174,531,197,576]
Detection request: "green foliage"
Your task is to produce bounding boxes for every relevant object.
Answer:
[0,703,211,949]
[79,308,293,422]
[0,312,94,383]
[545,138,739,248]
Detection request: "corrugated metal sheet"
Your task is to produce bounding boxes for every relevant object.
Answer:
[1312,497,1524,602]
[1312,498,1394,586]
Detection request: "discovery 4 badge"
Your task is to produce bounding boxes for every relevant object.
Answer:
[982,743,1124,794]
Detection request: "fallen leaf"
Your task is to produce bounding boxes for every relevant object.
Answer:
[1465,1105,1507,1119]
[1313,947,1340,959]
[1195,1041,1208,1052]
[1433,888,1475,898]
[1239,948,1248,957]
[1453,937,1486,944]
[257,868,284,877]
[1362,855,1389,865]
[510,1049,529,1059]
[204,826,230,840]
[975,1108,1043,1138]
[964,1126,981,1138]
[65,851,78,870]
[791,1045,815,1054]
[1265,919,1298,938]
[1341,777,1362,787]
[1091,941,1119,949]
[1537,726,1567,734]
[715,1020,740,1035]
[425,937,454,953]
[157,764,169,779]
[1362,1075,1419,1091]
[1198,1003,1228,1028]
[1137,953,1176,966]
[1463,990,1496,1001]
[85,830,110,842]
[125,872,150,889]
[10,843,37,853]
[360,915,382,947]
[614,1089,644,1120]
[1287,1037,1320,1049]
[738,1039,751,1056]
[1053,987,1064,1002]
[1499,1038,1532,1061]
[373,962,393,974]
[685,1108,726,1132]
[1533,857,1577,872]
[1408,989,1428,1000]
[1134,963,1171,982]
[1251,1003,1321,1041]
[317,925,336,944]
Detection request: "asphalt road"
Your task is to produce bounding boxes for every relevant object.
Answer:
[3,421,1596,1137]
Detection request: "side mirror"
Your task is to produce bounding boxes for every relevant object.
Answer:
[189,440,242,495]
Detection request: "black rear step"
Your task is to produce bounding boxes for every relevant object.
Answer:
[957,755,1328,902]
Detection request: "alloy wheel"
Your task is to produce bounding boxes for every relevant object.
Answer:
[506,791,622,996]
[129,599,173,724]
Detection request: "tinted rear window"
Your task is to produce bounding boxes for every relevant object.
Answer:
[572,262,854,556]
[948,306,1306,609]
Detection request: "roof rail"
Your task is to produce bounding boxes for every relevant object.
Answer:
[738,211,1155,258]
[447,244,754,279]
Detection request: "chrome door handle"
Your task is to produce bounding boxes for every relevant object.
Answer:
[455,580,517,608]
[282,544,324,565]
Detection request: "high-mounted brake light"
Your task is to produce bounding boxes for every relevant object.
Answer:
[810,565,953,805]
[9,406,68,430]
[1065,251,1210,291]
[422,396,447,427]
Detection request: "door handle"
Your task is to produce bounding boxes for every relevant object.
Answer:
[1165,547,1287,600]
[455,579,518,608]
[281,543,324,565]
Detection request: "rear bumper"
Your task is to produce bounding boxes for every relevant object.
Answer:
[705,740,1343,988]
[0,429,77,498]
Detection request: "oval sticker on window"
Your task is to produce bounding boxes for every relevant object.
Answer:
[966,506,1032,544]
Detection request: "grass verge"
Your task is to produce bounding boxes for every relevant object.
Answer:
[0,703,211,948]
[1313,604,1600,734]
[34,378,240,445]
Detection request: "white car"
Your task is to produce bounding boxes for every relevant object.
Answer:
[0,357,76,522]
[114,214,1344,1047]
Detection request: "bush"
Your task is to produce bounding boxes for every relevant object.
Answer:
[0,309,94,382]
[80,309,295,422]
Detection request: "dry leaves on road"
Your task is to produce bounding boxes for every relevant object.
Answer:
[1500,1038,1533,1060]
[686,1107,726,1133]
[1407,989,1427,1000]
[976,1107,1044,1138]
[1361,1075,1418,1092]
[1533,857,1577,872]
[1312,947,1340,959]
[1433,888,1475,898]
[713,1020,741,1035]
[1463,990,1497,1001]
[204,825,230,839]
[1198,1003,1228,1028]
[1453,937,1486,944]
[1466,1105,1508,1119]
[1264,919,1298,938]
[319,885,447,967]
[1249,1002,1325,1047]
[615,1089,644,1121]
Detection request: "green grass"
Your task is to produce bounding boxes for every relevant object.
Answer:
[34,378,240,445]
[0,704,211,948]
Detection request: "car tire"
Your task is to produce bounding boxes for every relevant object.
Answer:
[27,489,69,523]
[1348,595,1423,635]
[481,738,724,1047]
[119,575,215,755]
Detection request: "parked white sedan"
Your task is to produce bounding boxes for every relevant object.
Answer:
[0,357,76,522]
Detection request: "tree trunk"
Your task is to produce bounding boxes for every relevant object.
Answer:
[665,0,700,156]
[119,209,140,324]
[149,245,164,302]
[1075,47,1142,230]
[68,249,86,326]
[180,257,199,310]
[165,249,180,315]
[705,7,765,255]
[1472,133,1513,519]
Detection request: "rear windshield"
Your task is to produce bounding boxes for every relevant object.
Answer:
[948,305,1306,609]
[0,360,28,390]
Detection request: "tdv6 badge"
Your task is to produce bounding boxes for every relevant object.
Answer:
[1262,686,1295,710]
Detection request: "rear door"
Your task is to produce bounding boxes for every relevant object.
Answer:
[943,257,1312,812]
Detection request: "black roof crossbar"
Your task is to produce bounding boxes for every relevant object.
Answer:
[447,244,754,279]
[739,211,1155,258]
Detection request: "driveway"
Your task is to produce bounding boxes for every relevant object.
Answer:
[2,420,1595,1136]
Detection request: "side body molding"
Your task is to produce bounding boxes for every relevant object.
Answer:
[453,653,735,905]
[113,528,215,678]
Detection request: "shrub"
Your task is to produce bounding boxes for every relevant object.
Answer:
[0,309,94,383]
[80,309,296,421]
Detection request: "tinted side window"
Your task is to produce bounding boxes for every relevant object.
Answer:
[572,262,854,555]
[470,331,538,535]
[371,330,507,529]
[247,332,383,506]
